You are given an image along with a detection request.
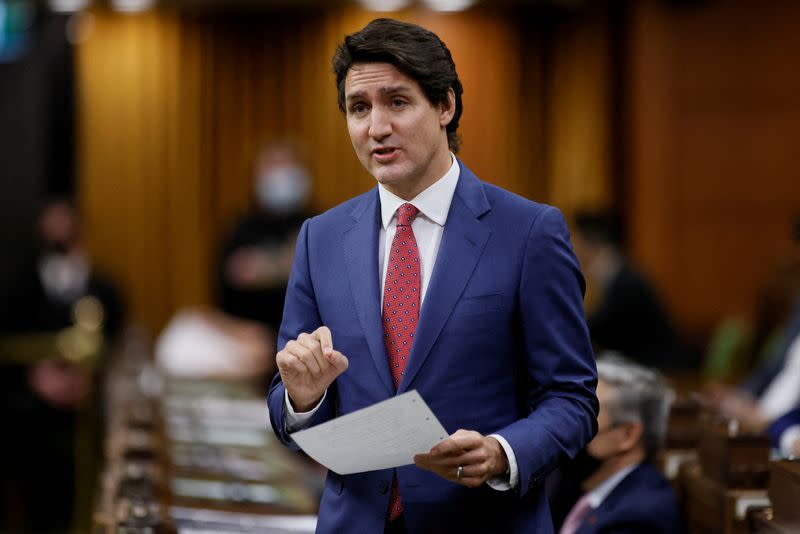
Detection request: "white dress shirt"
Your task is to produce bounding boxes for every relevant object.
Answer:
[283,155,519,490]
[779,425,800,457]
[758,333,800,420]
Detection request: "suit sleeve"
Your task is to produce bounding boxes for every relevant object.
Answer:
[267,218,337,449]
[768,405,800,447]
[495,206,599,495]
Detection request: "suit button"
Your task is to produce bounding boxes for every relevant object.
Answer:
[379,480,389,494]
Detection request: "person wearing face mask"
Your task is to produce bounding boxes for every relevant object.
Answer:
[0,198,123,532]
[557,354,686,534]
[1,199,123,336]
[215,141,314,341]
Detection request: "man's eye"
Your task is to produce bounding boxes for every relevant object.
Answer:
[351,103,367,114]
[391,99,407,108]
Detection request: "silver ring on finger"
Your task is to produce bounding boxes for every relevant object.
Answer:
[456,465,464,480]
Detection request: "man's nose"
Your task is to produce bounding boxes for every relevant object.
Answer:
[368,107,392,140]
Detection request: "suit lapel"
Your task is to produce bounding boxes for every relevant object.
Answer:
[342,190,395,396]
[398,163,492,393]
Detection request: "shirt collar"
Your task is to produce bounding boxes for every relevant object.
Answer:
[378,153,460,230]
[586,463,639,509]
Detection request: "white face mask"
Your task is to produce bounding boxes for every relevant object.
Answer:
[256,164,310,213]
[38,252,90,303]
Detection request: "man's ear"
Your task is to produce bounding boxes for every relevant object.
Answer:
[617,421,644,453]
[439,88,456,127]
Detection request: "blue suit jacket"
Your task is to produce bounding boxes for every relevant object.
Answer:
[268,161,598,533]
[769,405,800,450]
[575,463,686,534]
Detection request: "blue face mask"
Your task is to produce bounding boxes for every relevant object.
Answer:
[256,165,310,214]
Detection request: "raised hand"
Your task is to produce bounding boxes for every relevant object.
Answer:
[276,326,349,412]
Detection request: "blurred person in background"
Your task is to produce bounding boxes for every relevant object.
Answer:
[557,354,686,534]
[704,294,800,433]
[747,214,800,372]
[572,210,686,370]
[155,142,311,385]
[705,214,800,382]
[769,403,800,458]
[0,198,123,532]
[703,218,800,433]
[216,140,314,338]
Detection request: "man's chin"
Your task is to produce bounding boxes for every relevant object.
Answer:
[373,170,404,186]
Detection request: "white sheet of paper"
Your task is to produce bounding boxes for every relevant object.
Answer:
[289,390,448,475]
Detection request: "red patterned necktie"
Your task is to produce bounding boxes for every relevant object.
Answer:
[382,202,421,521]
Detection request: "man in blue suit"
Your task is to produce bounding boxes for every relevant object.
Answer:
[558,355,685,534]
[267,18,598,533]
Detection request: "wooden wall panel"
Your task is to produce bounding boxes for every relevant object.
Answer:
[546,10,613,219]
[78,10,187,334]
[628,0,800,346]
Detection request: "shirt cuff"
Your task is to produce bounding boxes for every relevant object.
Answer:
[486,433,519,491]
[779,425,800,457]
[284,389,326,432]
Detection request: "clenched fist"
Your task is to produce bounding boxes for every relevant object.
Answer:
[276,326,349,412]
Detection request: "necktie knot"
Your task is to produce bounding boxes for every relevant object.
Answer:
[396,203,419,227]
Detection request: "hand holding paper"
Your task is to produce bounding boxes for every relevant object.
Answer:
[289,390,448,475]
[413,429,509,488]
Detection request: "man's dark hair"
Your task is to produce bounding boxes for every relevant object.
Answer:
[332,18,464,153]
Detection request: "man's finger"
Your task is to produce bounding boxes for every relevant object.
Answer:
[277,347,311,376]
[297,333,329,374]
[328,350,349,373]
[286,339,322,376]
[430,437,467,457]
[314,326,334,357]
[415,449,478,471]
[449,430,483,450]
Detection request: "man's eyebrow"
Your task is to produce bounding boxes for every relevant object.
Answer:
[345,91,365,102]
[345,85,413,101]
[378,85,412,95]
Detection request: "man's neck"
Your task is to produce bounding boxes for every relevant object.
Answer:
[581,448,645,492]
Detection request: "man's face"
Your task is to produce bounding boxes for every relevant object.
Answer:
[38,202,79,254]
[344,62,455,200]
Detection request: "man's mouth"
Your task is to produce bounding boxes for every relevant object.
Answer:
[371,146,400,162]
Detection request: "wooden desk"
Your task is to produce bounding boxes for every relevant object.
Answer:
[681,461,770,534]
[95,357,321,533]
[698,419,771,489]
